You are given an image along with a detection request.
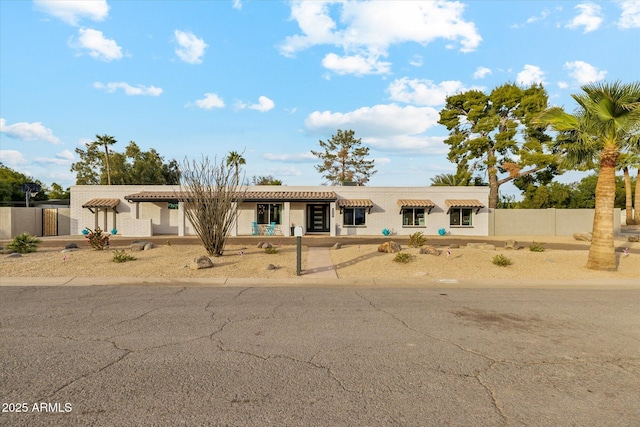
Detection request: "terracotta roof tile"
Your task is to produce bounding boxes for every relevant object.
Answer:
[445,199,485,208]
[82,198,120,208]
[336,199,374,208]
[397,199,436,208]
[124,190,337,202]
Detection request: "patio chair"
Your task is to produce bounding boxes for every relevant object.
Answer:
[265,222,276,236]
[251,222,260,236]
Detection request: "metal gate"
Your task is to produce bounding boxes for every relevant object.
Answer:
[42,208,58,236]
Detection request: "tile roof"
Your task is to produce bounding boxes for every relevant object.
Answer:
[124,190,337,202]
[445,199,485,208]
[336,199,374,208]
[82,198,120,208]
[397,199,436,208]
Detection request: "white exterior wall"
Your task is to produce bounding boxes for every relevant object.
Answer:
[70,185,490,237]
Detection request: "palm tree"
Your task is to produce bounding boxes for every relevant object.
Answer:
[94,134,117,185]
[537,81,640,270]
[618,152,639,225]
[225,151,246,185]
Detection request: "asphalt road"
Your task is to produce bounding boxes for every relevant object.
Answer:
[1,285,639,426]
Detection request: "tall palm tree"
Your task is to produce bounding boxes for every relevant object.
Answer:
[225,151,246,185]
[94,134,117,185]
[537,81,640,270]
[618,152,639,225]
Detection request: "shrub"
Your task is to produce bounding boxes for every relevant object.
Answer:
[113,250,136,263]
[529,242,545,252]
[265,247,279,254]
[393,252,415,263]
[492,254,512,267]
[7,232,41,254]
[84,227,110,250]
[408,231,426,248]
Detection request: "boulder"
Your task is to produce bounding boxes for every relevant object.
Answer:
[190,256,213,270]
[573,232,592,242]
[504,240,519,250]
[332,242,342,250]
[628,235,640,242]
[61,248,78,253]
[265,264,276,270]
[143,242,154,251]
[6,253,22,258]
[257,241,265,248]
[65,242,78,249]
[419,245,440,256]
[263,242,273,249]
[378,241,401,253]
[131,243,145,251]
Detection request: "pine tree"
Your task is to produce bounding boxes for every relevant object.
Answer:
[311,129,376,185]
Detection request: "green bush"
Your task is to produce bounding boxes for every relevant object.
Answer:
[84,227,110,250]
[393,252,415,263]
[113,250,136,263]
[408,231,426,248]
[7,232,41,254]
[265,247,279,254]
[529,242,545,252]
[492,254,512,267]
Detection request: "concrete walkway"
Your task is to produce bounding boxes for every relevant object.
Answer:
[303,247,338,278]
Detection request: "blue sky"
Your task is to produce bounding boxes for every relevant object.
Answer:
[1,0,639,195]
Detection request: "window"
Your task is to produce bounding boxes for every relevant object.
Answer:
[343,207,366,226]
[402,208,425,226]
[450,208,473,226]
[257,203,282,224]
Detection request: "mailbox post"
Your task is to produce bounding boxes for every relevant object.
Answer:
[294,225,303,276]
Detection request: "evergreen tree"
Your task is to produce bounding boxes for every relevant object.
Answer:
[311,129,376,185]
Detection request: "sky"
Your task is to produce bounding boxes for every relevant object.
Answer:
[1,0,639,196]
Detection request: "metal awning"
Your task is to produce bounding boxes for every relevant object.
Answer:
[445,199,485,213]
[397,199,436,214]
[336,199,374,213]
[82,198,120,213]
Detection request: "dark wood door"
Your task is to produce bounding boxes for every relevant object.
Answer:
[306,204,329,232]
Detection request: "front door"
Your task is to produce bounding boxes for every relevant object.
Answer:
[306,204,329,233]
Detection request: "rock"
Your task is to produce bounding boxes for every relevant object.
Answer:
[65,242,78,249]
[190,256,213,270]
[265,264,276,270]
[143,242,154,251]
[6,253,22,258]
[131,243,145,251]
[257,241,265,248]
[263,242,273,249]
[61,248,78,253]
[378,241,401,253]
[332,242,342,250]
[628,235,640,242]
[573,232,592,242]
[419,245,440,256]
[504,240,519,250]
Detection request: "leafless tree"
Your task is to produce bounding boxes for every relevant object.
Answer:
[178,156,245,256]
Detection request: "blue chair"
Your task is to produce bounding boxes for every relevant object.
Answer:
[251,222,260,236]
[265,222,276,236]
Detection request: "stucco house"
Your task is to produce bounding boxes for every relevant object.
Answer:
[70,185,490,237]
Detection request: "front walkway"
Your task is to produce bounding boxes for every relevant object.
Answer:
[303,247,338,278]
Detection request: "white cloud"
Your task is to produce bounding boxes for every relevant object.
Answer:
[564,60,607,84]
[233,0,242,11]
[34,0,109,26]
[263,152,316,163]
[526,9,550,24]
[0,118,61,144]
[35,150,76,166]
[280,0,481,76]
[566,3,603,33]
[618,0,640,29]
[374,157,391,165]
[73,28,123,61]
[266,166,302,177]
[194,93,225,109]
[473,66,492,80]
[322,53,391,75]
[174,30,207,64]
[0,150,27,166]
[409,55,423,67]
[93,82,162,96]
[387,78,467,106]
[558,81,569,89]
[516,64,546,85]
[305,103,444,154]
[249,96,275,112]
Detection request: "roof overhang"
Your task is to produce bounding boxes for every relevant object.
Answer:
[445,199,485,214]
[124,190,338,203]
[82,198,120,213]
[397,199,436,214]
[337,199,374,213]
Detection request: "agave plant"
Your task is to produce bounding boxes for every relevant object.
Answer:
[7,232,41,254]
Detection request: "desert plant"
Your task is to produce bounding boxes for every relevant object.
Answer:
[529,242,545,252]
[7,232,41,254]
[393,252,415,263]
[265,247,279,254]
[408,231,426,248]
[84,227,110,250]
[492,254,512,267]
[113,250,136,263]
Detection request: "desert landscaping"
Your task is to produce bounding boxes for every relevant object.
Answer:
[1,234,639,281]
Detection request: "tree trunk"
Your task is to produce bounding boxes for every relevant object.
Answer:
[104,145,112,185]
[635,168,640,224]
[623,167,634,225]
[488,166,498,209]
[587,149,618,271]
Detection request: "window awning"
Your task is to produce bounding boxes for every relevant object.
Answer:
[337,199,374,213]
[445,199,485,213]
[82,198,120,213]
[397,199,436,214]
[125,190,338,203]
